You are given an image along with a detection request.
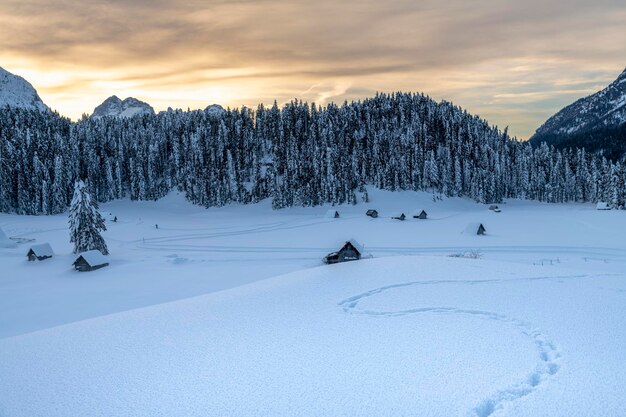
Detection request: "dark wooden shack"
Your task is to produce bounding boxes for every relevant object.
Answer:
[392,213,406,221]
[323,239,366,264]
[413,210,428,220]
[465,223,487,236]
[73,250,109,272]
[366,209,379,218]
[27,243,54,261]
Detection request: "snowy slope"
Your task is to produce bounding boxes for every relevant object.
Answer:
[1,256,625,417]
[0,67,49,112]
[1,189,626,416]
[532,67,626,138]
[2,188,626,337]
[91,95,155,118]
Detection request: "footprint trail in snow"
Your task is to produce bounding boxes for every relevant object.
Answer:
[337,275,584,417]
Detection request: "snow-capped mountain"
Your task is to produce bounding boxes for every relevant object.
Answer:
[205,104,225,117]
[0,67,49,112]
[91,96,155,118]
[532,68,626,139]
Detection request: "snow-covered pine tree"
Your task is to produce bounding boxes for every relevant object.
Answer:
[69,180,109,255]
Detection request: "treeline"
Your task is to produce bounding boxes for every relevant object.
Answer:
[1,92,625,215]
[531,123,626,162]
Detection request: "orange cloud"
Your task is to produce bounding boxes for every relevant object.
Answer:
[0,0,625,138]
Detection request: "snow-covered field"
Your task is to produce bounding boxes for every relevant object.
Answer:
[1,189,625,416]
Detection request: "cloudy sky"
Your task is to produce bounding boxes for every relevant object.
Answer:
[1,0,625,138]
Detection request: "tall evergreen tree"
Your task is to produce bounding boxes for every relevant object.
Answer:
[69,180,109,255]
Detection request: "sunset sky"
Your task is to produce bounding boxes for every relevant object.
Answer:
[1,0,625,138]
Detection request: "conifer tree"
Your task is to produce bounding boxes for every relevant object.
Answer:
[69,180,109,255]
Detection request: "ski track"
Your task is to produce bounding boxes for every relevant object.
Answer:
[337,274,595,417]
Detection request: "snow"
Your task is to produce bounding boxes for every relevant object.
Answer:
[463,222,486,235]
[91,95,155,119]
[534,67,626,138]
[0,67,49,112]
[28,243,54,257]
[324,209,340,218]
[76,249,108,266]
[1,189,626,416]
[412,209,427,217]
[205,103,225,116]
[596,202,611,210]
[0,226,17,248]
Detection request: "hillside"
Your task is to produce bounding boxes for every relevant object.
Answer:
[0,67,49,112]
[531,68,626,159]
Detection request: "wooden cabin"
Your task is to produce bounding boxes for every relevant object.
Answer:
[325,209,340,219]
[27,243,54,261]
[489,205,499,211]
[366,209,379,218]
[413,210,428,220]
[73,250,109,272]
[464,223,486,236]
[392,213,406,221]
[324,239,368,264]
[596,202,611,210]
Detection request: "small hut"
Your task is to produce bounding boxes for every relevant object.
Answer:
[366,209,379,218]
[27,243,54,261]
[596,202,611,210]
[392,213,406,221]
[488,205,499,211]
[413,210,428,220]
[323,239,370,264]
[464,223,486,236]
[325,209,340,219]
[73,250,109,272]
[0,227,17,248]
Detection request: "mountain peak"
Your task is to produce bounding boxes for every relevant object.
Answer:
[532,67,626,139]
[0,67,49,112]
[91,96,155,119]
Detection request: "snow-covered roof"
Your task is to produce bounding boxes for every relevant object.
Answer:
[412,209,427,216]
[464,222,485,235]
[76,250,108,266]
[0,227,17,248]
[324,209,339,218]
[29,243,54,257]
[346,239,372,259]
[596,202,611,210]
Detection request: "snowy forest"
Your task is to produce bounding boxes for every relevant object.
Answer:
[1,92,625,215]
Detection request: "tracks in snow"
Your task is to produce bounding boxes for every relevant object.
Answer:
[337,274,589,416]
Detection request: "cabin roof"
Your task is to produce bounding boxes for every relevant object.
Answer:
[346,239,365,255]
[29,243,54,257]
[75,250,108,266]
[324,209,339,218]
[413,209,427,215]
[596,202,610,209]
[464,222,486,234]
[343,239,372,258]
